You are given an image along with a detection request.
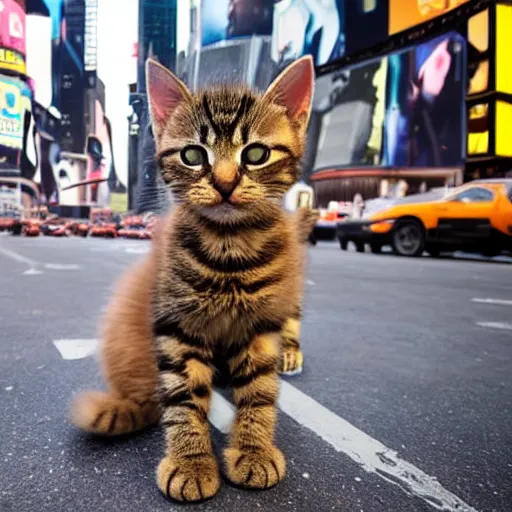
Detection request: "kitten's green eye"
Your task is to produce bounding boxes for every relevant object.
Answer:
[242,144,270,166]
[181,146,207,166]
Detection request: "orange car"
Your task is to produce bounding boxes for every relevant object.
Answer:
[337,179,512,257]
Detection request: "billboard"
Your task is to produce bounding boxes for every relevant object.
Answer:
[467,9,488,95]
[389,0,470,36]
[305,57,387,173]
[381,31,465,167]
[345,0,388,57]
[0,75,30,173]
[0,0,26,55]
[202,0,274,47]
[271,0,345,68]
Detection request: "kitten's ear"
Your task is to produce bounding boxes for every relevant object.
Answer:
[263,55,315,133]
[146,58,191,138]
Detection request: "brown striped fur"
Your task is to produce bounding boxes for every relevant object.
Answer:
[69,56,315,503]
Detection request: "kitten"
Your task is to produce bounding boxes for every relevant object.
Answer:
[70,56,315,502]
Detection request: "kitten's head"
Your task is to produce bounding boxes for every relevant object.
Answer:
[146,56,314,223]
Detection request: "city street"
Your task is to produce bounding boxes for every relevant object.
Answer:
[0,235,511,512]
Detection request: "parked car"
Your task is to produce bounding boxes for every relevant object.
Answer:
[337,179,512,257]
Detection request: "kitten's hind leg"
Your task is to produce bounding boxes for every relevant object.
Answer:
[279,309,304,376]
[154,334,220,503]
[224,332,286,489]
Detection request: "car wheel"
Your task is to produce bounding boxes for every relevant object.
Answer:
[355,241,365,253]
[392,220,425,257]
[339,238,348,251]
[11,224,22,236]
[370,243,382,254]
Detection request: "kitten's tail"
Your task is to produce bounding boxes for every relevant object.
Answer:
[69,391,159,436]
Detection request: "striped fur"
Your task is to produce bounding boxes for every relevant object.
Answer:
[69,56,315,503]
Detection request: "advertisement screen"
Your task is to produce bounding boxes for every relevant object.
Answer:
[25,14,53,109]
[467,103,489,155]
[496,4,512,95]
[271,0,345,68]
[0,0,26,55]
[202,0,274,47]
[0,75,27,150]
[345,0,388,56]
[389,0,470,36]
[306,57,387,171]
[381,32,465,167]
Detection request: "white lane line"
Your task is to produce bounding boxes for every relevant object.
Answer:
[53,339,99,360]
[475,321,512,331]
[44,263,81,270]
[0,245,39,267]
[55,339,477,511]
[277,381,477,512]
[0,246,81,273]
[472,298,512,306]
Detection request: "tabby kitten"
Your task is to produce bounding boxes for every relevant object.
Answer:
[70,55,315,502]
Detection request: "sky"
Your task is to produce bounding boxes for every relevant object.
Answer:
[96,0,138,188]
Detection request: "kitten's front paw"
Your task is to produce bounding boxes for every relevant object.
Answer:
[224,446,286,489]
[156,454,220,502]
[279,349,304,376]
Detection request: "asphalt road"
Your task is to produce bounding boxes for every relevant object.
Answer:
[0,235,511,512]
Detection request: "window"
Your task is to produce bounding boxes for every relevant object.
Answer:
[454,187,494,203]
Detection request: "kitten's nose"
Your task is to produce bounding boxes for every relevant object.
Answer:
[213,178,238,200]
[212,161,239,200]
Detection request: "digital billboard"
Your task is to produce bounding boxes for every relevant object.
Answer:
[389,0,470,36]
[25,12,53,109]
[467,103,489,156]
[271,0,345,68]
[345,0,388,56]
[496,3,512,95]
[202,0,274,47]
[0,75,30,173]
[305,57,387,172]
[381,31,466,167]
[0,0,26,55]
[467,9,489,96]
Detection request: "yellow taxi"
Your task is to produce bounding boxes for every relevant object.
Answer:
[336,179,512,257]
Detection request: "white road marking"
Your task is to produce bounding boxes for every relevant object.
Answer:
[52,339,99,360]
[0,246,81,273]
[0,246,39,267]
[305,279,316,286]
[125,246,150,254]
[56,338,478,512]
[472,298,512,306]
[44,263,81,270]
[209,392,235,434]
[475,321,512,331]
[23,268,43,276]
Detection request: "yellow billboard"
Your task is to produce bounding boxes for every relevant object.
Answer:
[495,101,512,158]
[0,47,26,75]
[496,4,512,95]
[389,0,470,35]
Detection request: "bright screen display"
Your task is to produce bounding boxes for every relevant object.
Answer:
[381,31,466,167]
[201,0,274,47]
[389,0,470,36]
[467,103,489,155]
[306,57,387,171]
[0,0,26,55]
[25,14,52,109]
[271,0,345,68]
